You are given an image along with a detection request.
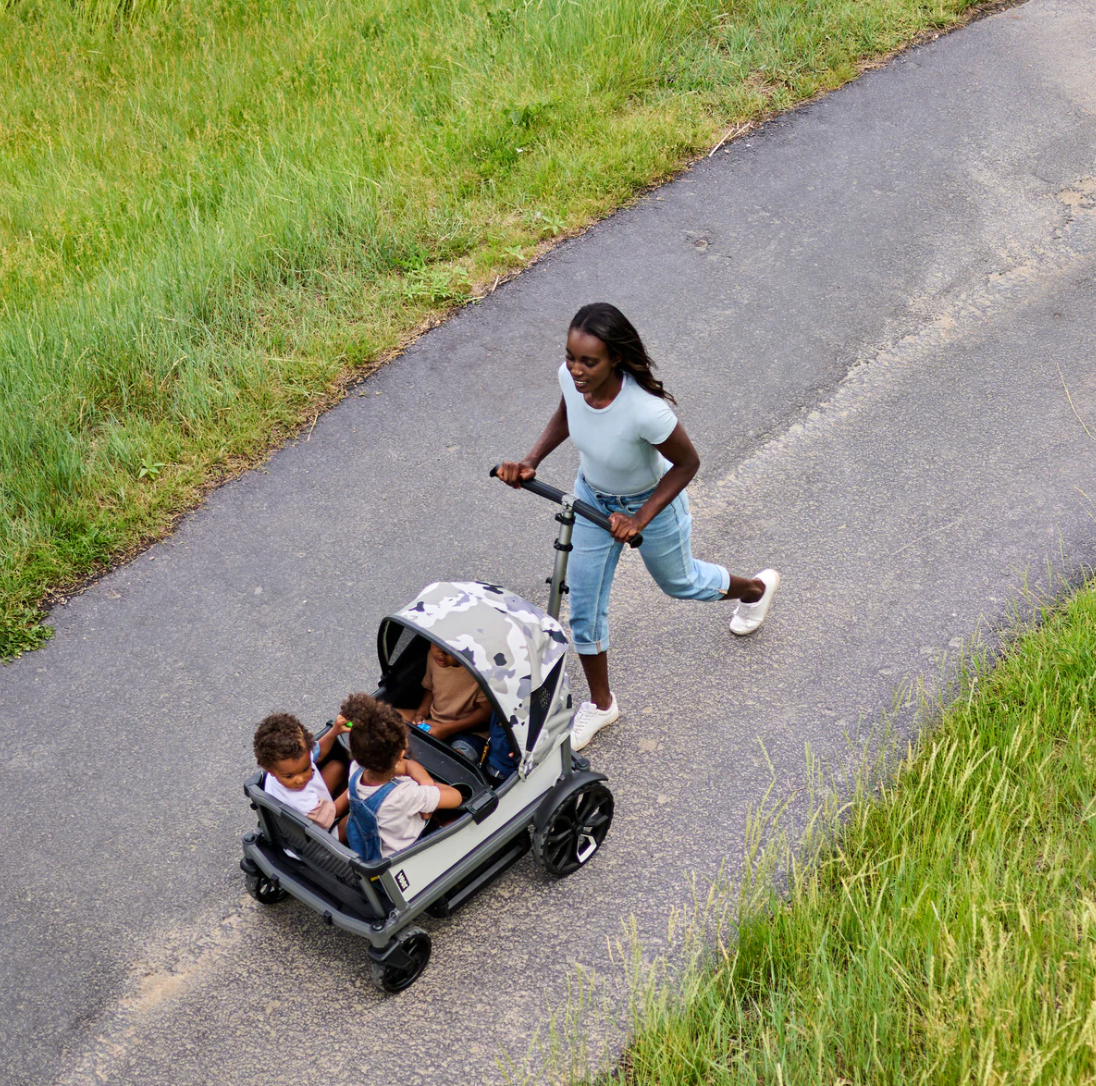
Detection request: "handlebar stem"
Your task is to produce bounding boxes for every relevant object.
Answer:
[546,494,576,620]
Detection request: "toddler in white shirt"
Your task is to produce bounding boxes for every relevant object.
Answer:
[253,713,349,841]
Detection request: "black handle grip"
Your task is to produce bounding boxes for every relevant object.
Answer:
[490,465,643,548]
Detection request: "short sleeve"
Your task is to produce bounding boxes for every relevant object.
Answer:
[636,394,677,447]
[395,778,441,815]
[422,655,435,692]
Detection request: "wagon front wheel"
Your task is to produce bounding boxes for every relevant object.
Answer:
[369,927,432,994]
[534,781,613,878]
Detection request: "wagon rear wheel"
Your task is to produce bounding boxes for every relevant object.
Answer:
[534,781,613,878]
[245,872,287,904]
[369,927,432,994]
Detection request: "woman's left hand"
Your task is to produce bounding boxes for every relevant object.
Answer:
[608,512,644,543]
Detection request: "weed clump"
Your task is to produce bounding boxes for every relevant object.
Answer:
[615,585,1096,1085]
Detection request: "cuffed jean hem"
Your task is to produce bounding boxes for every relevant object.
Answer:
[573,637,609,656]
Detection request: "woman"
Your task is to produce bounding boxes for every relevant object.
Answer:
[496,303,779,751]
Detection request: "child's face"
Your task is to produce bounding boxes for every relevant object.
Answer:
[267,748,313,791]
[430,644,459,668]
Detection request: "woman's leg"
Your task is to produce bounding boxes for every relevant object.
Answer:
[637,491,770,608]
[636,490,730,601]
[577,650,612,712]
[568,477,624,746]
[568,479,624,688]
[321,758,347,796]
[724,575,765,602]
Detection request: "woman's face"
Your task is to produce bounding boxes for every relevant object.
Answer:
[566,328,621,401]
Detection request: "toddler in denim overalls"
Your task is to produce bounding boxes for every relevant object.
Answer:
[340,692,464,860]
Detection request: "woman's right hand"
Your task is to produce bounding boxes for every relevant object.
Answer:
[495,460,537,489]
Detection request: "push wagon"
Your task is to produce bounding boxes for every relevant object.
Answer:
[241,472,630,991]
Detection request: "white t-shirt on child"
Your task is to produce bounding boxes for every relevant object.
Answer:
[356,775,441,856]
[264,763,333,821]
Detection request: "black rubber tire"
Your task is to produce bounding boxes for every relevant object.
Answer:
[369,927,432,993]
[245,872,288,905]
[533,780,614,878]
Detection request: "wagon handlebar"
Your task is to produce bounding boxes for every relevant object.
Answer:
[489,465,643,548]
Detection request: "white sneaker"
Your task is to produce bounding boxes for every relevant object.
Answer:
[571,694,620,751]
[729,569,781,636]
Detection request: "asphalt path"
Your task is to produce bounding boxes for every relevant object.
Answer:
[2,2,1095,1082]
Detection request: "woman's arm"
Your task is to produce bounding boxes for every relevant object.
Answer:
[607,423,700,542]
[495,397,569,487]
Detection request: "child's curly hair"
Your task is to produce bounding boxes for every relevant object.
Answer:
[343,693,408,775]
[253,712,312,770]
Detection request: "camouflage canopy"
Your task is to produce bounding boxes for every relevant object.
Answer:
[380,582,573,774]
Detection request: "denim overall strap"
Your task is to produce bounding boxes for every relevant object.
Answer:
[347,769,398,863]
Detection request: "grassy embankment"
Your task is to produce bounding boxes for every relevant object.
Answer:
[605,582,1096,1085]
[1,0,994,656]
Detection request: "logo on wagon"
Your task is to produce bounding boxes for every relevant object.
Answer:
[394,869,410,892]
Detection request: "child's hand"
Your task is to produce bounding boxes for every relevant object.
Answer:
[307,799,337,829]
[333,714,350,733]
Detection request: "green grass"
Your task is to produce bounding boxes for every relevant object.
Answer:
[1,0,993,656]
[607,581,1096,1085]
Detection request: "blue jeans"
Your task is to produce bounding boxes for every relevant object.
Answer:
[569,474,730,655]
[449,732,486,764]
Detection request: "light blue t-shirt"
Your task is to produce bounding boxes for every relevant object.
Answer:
[558,364,678,495]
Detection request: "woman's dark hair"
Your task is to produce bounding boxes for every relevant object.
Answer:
[343,692,409,775]
[569,302,676,405]
[253,713,312,770]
